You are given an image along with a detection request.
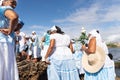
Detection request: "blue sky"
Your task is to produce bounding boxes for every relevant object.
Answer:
[15,0,120,42]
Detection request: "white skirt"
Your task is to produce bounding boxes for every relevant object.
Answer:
[0,42,19,80]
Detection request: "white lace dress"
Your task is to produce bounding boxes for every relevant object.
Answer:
[47,33,80,80]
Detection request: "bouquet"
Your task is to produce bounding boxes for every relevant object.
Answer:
[79,27,88,45]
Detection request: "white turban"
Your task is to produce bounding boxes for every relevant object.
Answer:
[89,29,102,42]
[50,25,57,32]
[32,31,36,34]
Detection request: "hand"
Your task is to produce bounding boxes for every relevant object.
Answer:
[42,58,50,65]
[0,29,10,35]
[81,45,86,51]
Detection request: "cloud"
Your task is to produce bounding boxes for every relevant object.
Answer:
[22,25,50,39]
[101,26,120,42]
[53,2,120,24]
[52,1,120,42]
[106,34,120,42]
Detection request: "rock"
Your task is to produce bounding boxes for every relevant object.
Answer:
[17,56,48,80]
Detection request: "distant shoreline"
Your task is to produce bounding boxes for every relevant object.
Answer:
[108,46,120,48]
[107,42,120,48]
[115,61,120,68]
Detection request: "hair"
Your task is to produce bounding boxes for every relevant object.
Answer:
[108,53,113,60]
[96,30,99,33]
[55,26,64,34]
[47,30,51,34]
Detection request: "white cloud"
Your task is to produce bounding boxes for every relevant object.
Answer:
[106,34,120,42]
[21,0,120,42]
[22,25,50,39]
[101,26,120,42]
[52,1,120,42]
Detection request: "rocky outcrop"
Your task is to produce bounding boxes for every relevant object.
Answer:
[17,56,48,80]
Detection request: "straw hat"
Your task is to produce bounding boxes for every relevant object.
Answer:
[82,46,106,73]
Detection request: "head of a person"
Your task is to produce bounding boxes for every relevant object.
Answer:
[50,25,57,34]
[32,31,36,35]
[1,0,17,9]
[15,29,20,34]
[47,30,51,34]
[56,26,64,34]
[88,29,102,42]
[88,29,99,38]
[25,35,30,40]
[50,25,64,34]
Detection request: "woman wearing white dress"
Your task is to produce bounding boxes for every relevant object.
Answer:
[43,26,80,80]
[81,29,115,80]
[0,0,19,80]
[41,30,51,61]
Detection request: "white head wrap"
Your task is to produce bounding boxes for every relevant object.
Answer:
[32,31,36,34]
[25,35,29,38]
[0,0,4,6]
[50,25,57,32]
[89,29,102,42]
[0,0,18,6]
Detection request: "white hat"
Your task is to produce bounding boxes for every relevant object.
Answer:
[25,35,29,38]
[82,46,106,73]
[32,31,36,34]
[50,25,57,32]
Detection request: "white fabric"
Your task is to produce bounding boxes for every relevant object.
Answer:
[88,29,114,68]
[28,45,40,58]
[50,25,57,32]
[41,45,49,61]
[32,34,36,40]
[32,31,35,34]
[18,32,25,52]
[0,42,19,80]
[0,0,4,6]
[29,34,40,58]
[32,46,40,58]
[49,33,73,60]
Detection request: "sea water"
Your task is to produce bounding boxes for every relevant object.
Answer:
[109,48,120,77]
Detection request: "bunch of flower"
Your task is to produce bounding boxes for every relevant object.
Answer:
[79,27,88,45]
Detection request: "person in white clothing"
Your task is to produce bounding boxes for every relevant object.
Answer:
[14,20,24,55]
[27,31,40,62]
[43,25,80,80]
[15,27,26,58]
[0,0,19,80]
[81,29,116,80]
[41,30,51,61]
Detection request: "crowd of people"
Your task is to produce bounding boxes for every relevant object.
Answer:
[0,0,116,80]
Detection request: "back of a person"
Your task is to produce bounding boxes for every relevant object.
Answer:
[19,32,25,45]
[53,33,70,47]
[50,33,73,60]
[44,33,50,45]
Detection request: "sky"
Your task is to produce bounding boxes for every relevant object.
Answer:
[15,0,120,42]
